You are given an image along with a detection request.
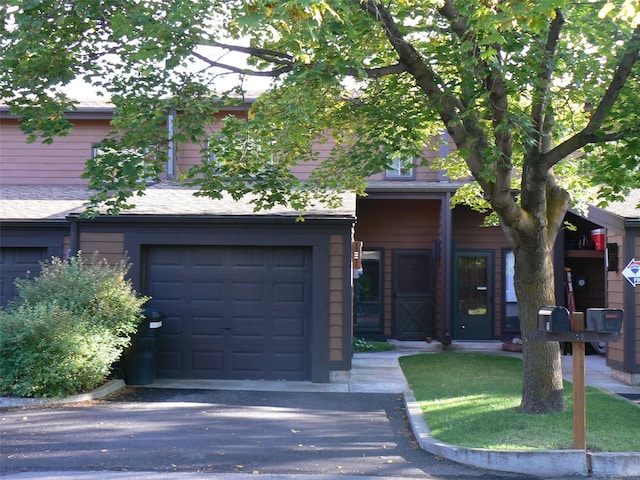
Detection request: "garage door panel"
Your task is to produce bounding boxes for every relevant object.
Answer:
[232,283,266,302]
[232,317,265,337]
[273,317,306,337]
[0,247,48,306]
[273,353,305,371]
[191,315,225,335]
[192,352,224,373]
[192,281,225,300]
[146,245,311,380]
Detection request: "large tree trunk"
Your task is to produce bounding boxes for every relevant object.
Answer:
[509,225,565,413]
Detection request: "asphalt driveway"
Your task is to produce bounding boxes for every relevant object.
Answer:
[1,388,554,479]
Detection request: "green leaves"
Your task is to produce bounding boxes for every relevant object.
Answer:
[1,0,639,216]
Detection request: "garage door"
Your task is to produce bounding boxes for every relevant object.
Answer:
[144,245,312,381]
[0,247,47,306]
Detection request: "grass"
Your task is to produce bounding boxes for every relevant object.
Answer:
[353,337,395,353]
[399,352,640,452]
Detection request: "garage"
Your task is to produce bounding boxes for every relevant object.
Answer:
[144,244,313,381]
[0,247,47,306]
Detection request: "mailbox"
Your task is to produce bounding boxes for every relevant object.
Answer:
[538,306,571,332]
[586,308,623,333]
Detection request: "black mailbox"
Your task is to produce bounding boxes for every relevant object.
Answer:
[586,308,623,333]
[538,306,571,333]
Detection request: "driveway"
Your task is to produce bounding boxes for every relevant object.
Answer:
[0,387,547,480]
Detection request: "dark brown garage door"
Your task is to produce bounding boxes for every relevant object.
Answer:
[0,247,47,306]
[144,245,312,381]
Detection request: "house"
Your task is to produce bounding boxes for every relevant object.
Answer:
[0,105,355,383]
[581,192,640,385]
[1,102,638,386]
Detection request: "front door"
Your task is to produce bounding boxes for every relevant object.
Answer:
[453,251,494,340]
[393,249,435,340]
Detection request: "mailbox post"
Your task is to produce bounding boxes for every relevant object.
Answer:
[572,312,586,450]
[533,307,622,450]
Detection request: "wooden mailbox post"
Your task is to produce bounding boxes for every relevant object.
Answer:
[532,308,622,450]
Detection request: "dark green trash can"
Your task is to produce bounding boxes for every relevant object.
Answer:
[121,308,165,385]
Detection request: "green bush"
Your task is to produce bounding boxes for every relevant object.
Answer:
[0,253,148,398]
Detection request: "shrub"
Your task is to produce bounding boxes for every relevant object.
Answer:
[352,337,395,353]
[0,253,148,398]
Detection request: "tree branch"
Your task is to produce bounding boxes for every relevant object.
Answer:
[529,9,565,157]
[543,23,640,169]
[437,0,514,203]
[358,0,479,172]
[193,41,407,79]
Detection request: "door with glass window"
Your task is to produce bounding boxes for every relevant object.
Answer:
[354,250,384,334]
[453,251,494,339]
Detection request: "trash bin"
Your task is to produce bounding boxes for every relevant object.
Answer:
[121,308,164,385]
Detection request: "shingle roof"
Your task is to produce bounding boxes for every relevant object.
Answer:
[598,190,640,220]
[0,184,356,221]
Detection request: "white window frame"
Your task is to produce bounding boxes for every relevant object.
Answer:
[385,157,415,179]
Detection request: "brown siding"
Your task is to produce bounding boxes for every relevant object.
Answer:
[0,119,112,185]
[636,236,640,363]
[329,234,344,361]
[606,231,625,362]
[78,232,125,265]
[355,198,441,337]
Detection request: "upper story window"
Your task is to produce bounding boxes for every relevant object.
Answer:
[92,144,159,184]
[385,157,415,179]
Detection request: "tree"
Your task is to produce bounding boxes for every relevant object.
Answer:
[1,0,639,413]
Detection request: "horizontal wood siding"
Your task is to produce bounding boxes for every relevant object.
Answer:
[635,236,640,365]
[78,232,125,265]
[0,119,112,185]
[329,235,344,362]
[606,231,625,363]
[355,198,441,337]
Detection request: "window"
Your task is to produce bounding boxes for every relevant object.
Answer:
[354,249,384,334]
[503,249,520,333]
[91,144,159,185]
[385,157,415,179]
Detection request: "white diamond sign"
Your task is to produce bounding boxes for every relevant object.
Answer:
[622,258,640,287]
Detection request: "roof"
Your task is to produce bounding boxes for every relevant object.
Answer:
[0,184,356,221]
[595,190,640,220]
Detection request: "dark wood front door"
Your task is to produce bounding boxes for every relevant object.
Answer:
[453,250,494,340]
[393,249,435,340]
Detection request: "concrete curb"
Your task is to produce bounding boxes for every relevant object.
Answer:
[404,390,640,478]
[589,451,640,478]
[0,379,125,408]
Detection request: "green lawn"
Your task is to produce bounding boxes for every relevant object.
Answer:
[399,352,640,452]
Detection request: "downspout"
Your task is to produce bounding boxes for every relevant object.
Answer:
[442,191,453,344]
[68,215,79,259]
[166,108,177,180]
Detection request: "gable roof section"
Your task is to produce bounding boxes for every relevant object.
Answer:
[0,184,356,221]
[586,190,640,232]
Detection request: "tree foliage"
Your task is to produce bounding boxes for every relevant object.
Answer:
[1,1,639,412]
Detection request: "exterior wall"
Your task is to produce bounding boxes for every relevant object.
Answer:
[452,206,511,338]
[78,232,126,265]
[329,234,346,362]
[606,231,625,364]
[0,118,112,185]
[72,217,354,382]
[354,198,441,337]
